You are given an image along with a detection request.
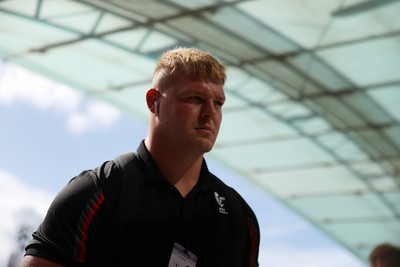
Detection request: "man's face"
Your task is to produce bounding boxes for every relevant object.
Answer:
[156,73,225,155]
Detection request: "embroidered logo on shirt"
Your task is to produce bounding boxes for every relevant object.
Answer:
[214,192,228,214]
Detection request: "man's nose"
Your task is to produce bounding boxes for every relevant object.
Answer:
[201,99,216,117]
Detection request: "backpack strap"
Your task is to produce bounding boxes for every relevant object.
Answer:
[225,186,260,266]
[215,178,260,265]
[106,152,144,233]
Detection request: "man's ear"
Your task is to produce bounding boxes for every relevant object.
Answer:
[146,88,159,113]
[375,258,383,267]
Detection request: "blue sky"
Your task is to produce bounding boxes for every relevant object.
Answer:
[0,61,367,267]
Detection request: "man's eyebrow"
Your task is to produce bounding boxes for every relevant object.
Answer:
[183,87,225,100]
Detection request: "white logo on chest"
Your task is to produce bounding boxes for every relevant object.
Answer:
[214,192,228,214]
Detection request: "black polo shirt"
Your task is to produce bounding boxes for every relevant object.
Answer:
[25,141,260,267]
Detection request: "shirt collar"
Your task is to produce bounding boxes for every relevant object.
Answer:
[136,140,219,192]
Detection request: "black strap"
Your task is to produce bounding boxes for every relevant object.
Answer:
[107,152,144,234]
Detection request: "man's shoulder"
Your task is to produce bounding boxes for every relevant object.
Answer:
[207,171,257,215]
[83,151,145,198]
[207,171,237,194]
[92,151,141,177]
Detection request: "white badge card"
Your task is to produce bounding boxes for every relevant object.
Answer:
[168,242,197,267]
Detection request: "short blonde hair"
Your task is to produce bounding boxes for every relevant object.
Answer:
[152,47,226,89]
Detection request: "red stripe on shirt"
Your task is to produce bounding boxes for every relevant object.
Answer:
[247,217,257,267]
[77,193,105,263]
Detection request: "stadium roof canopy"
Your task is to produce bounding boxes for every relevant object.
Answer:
[1,0,399,263]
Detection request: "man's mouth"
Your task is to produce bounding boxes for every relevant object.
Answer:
[196,126,213,133]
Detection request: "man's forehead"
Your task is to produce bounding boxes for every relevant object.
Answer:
[182,82,225,96]
[170,71,224,84]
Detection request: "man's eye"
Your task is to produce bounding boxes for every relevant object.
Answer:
[190,96,202,102]
[215,101,224,107]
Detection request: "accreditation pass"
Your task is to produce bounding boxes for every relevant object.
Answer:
[168,242,197,267]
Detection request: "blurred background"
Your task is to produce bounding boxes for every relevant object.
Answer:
[1,0,399,266]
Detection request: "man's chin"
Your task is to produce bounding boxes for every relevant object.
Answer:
[198,140,216,154]
[186,135,217,154]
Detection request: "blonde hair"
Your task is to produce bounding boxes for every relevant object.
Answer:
[152,47,226,89]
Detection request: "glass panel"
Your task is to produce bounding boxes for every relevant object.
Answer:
[252,165,367,197]
[318,37,400,86]
[368,86,400,121]
[211,137,335,171]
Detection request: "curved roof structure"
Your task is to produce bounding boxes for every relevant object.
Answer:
[1,0,399,263]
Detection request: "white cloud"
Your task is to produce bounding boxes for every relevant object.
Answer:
[67,100,121,135]
[0,61,121,134]
[0,169,53,267]
[0,62,81,112]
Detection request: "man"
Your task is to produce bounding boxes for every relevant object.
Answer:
[369,243,400,267]
[20,47,260,267]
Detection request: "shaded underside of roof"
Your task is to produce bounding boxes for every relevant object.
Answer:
[1,0,399,263]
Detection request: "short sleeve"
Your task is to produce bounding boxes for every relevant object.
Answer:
[25,160,119,265]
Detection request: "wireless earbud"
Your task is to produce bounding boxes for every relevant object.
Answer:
[154,101,158,115]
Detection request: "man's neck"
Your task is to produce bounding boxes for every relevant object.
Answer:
[144,137,203,197]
